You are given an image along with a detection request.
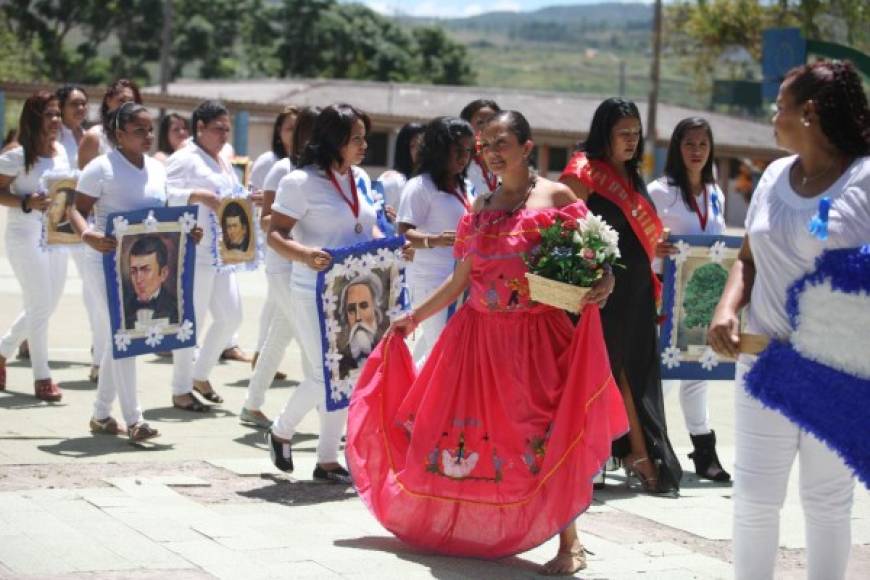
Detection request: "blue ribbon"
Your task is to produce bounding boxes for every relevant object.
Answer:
[358,177,396,237]
[711,190,720,217]
[807,196,831,241]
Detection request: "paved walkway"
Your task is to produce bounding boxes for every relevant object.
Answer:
[0,227,868,579]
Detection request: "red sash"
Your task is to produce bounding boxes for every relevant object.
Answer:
[561,152,663,303]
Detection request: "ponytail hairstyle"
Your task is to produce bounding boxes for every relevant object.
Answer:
[290,106,321,166]
[99,79,142,133]
[157,113,188,155]
[663,117,717,210]
[299,103,371,172]
[417,116,475,194]
[191,100,229,146]
[582,97,646,192]
[784,60,870,157]
[18,91,58,172]
[392,122,425,178]
[106,101,149,147]
[272,105,300,159]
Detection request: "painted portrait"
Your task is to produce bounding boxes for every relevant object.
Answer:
[217,197,256,265]
[44,177,80,245]
[317,237,408,411]
[104,206,198,359]
[659,234,743,380]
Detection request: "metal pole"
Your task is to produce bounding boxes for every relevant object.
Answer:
[644,0,663,179]
[158,0,173,118]
[619,60,626,97]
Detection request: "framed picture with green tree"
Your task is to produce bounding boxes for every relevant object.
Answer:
[659,234,743,380]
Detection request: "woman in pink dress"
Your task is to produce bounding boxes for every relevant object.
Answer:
[347,111,628,574]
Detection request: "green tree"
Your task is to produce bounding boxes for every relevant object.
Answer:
[682,263,729,329]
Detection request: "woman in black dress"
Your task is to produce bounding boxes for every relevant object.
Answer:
[560,97,681,494]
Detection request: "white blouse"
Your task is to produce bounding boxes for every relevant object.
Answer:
[0,143,71,236]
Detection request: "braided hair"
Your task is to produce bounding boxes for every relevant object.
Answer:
[785,60,870,157]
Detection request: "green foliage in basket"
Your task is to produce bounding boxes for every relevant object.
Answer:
[524,213,621,287]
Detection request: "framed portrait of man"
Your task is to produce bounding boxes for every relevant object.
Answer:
[104,206,198,359]
[230,156,251,188]
[658,234,744,380]
[216,197,257,266]
[43,176,81,245]
[316,236,409,411]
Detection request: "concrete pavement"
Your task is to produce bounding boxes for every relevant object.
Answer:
[0,230,868,579]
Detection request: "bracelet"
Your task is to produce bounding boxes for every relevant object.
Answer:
[21,194,32,213]
[422,236,430,249]
[405,311,419,329]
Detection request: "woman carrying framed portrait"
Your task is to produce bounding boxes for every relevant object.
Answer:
[0,91,71,401]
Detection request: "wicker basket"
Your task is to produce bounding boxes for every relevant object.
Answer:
[525,273,590,314]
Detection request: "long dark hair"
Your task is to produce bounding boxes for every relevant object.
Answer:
[271,105,299,159]
[417,117,474,193]
[299,104,371,172]
[18,91,57,172]
[56,84,87,126]
[784,60,869,157]
[663,117,716,210]
[290,106,320,166]
[393,122,424,178]
[191,100,229,146]
[99,79,142,132]
[460,99,501,124]
[582,97,645,191]
[157,113,188,155]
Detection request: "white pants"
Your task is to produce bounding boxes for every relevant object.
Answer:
[69,247,107,366]
[82,249,143,427]
[662,379,710,435]
[409,274,450,364]
[255,282,277,352]
[733,356,855,580]
[244,272,295,410]
[0,230,67,380]
[271,287,346,464]
[172,264,242,394]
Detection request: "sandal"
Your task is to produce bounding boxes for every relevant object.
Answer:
[193,381,224,404]
[0,359,6,390]
[89,416,126,436]
[541,545,588,575]
[88,365,99,383]
[34,379,62,402]
[172,391,209,412]
[624,456,658,492]
[128,422,159,442]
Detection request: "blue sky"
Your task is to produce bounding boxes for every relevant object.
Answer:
[350,0,648,18]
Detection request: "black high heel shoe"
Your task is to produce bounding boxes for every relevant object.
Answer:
[688,430,731,482]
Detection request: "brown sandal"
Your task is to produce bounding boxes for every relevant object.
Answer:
[90,416,126,436]
[128,422,160,442]
[541,545,587,575]
[193,381,223,404]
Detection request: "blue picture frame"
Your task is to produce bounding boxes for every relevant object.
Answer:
[104,206,198,359]
[659,234,743,380]
[316,236,409,411]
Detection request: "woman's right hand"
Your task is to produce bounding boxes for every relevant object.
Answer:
[82,230,117,254]
[26,194,51,212]
[434,230,456,247]
[388,312,418,338]
[707,307,740,358]
[305,248,332,271]
[191,190,221,212]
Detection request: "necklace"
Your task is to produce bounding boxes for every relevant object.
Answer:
[474,172,537,232]
[797,159,836,187]
[327,168,362,234]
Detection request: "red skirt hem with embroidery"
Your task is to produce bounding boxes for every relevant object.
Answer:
[347,304,628,558]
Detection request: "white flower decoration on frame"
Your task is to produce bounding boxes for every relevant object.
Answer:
[143,210,159,233]
[178,212,197,233]
[672,239,691,265]
[700,346,720,371]
[112,216,129,235]
[114,330,132,352]
[661,345,681,369]
[708,240,728,264]
[176,319,194,342]
[145,324,165,348]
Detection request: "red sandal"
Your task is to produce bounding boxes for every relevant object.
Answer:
[34,379,62,402]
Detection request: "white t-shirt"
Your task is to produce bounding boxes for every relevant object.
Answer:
[466,158,494,197]
[745,154,870,339]
[165,142,240,265]
[250,151,278,191]
[397,173,471,280]
[378,170,407,211]
[272,165,377,290]
[58,124,81,169]
[77,150,167,234]
[263,157,296,275]
[0,143,71,235]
